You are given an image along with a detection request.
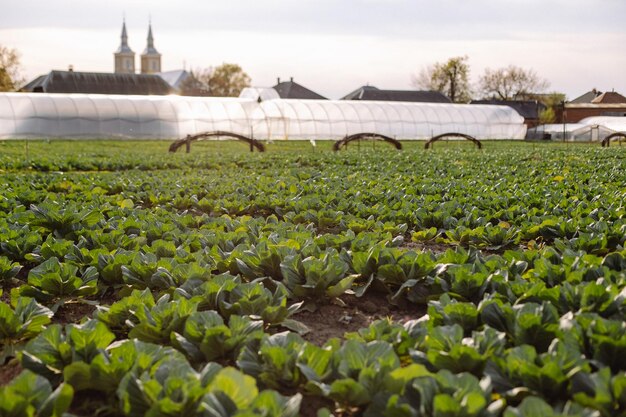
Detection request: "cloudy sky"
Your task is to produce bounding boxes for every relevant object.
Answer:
[2,0,625,99]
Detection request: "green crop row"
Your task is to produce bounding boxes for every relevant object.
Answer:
[1,141,625,416]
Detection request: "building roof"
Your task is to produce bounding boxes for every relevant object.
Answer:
[272,78,326,100]
[471,99,545,120]
[239,87,281,102]
[157,69,208,95]
[158,69,190,90]
[570,89,626,104]
[591,91,626,104]
[21,70,172,95]
[341,86,451,103]
[570,90,601,104]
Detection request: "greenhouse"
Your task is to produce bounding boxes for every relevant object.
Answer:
[0,92,527,140]
[527,116,626,142]
[253,99,526,140]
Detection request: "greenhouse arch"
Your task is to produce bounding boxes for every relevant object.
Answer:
[169,131,265,153]
[601,132,626,147]
[424,133,482,149]
[332,133,402,151]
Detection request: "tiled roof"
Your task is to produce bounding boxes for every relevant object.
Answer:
[591,91,626,104]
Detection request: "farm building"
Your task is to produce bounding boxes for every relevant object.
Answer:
[560,89,626,123]
[0,92,526,140]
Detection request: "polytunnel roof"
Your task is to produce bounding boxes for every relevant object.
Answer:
[0,92,527,140]
[579,116,626,132]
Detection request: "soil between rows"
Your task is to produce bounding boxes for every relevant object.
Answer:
[294,291,425,345]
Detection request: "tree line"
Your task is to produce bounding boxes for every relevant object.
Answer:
[412,56,564,123]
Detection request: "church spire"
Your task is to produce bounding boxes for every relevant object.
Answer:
[114,19,135,73]
[141,20,161,74]
[147,22,155,50]
[117,19,133,53]
[121,19,128,45]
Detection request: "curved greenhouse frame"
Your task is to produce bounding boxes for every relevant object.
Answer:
[0,92,527,140]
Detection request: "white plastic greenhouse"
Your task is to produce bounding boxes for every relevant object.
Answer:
[0,92,527,140]
[527,116,626,142]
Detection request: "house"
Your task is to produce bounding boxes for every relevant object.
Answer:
[471,100,546,128]
[341,86,451,103]
[561,89,626,123]
[20,70,172,95]
[272,78,327,99]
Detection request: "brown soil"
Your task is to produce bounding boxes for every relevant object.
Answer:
[52,302,97,325]
[294,291,425,346]
[401,240,454,254]
[0,359,22,386]
[0,289,10,305]
[299,394,335,417]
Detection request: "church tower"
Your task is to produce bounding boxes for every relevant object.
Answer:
[141,22,161,74]
[114,20,135,73]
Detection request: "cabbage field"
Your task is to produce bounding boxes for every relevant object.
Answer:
[0,140,625,417]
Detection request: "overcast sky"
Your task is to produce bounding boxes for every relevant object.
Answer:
[2,0,625,99]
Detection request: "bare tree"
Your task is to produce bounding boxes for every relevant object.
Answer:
[478,65,549,100]
[0,45,25,92]
[412,56,471,103]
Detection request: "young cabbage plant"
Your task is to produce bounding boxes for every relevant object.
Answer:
[18,257,98,312]
[0,370,73,417]
[64,339,185,398]
[21,320,115,384]
[219,281,307,333]
[235,240,296,281]
[280,250,354,307]
[0,297,53,363]
[127,294,196,345]
[0,256,22,289]
[0,226,42,263]
[171,311,265,363]
[29,202,100,239]
[93,288,156,337]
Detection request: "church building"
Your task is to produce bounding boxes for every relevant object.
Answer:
[114,20,161,74]
[21,20,171,95]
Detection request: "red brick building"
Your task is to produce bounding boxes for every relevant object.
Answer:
[558,89,626,123]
